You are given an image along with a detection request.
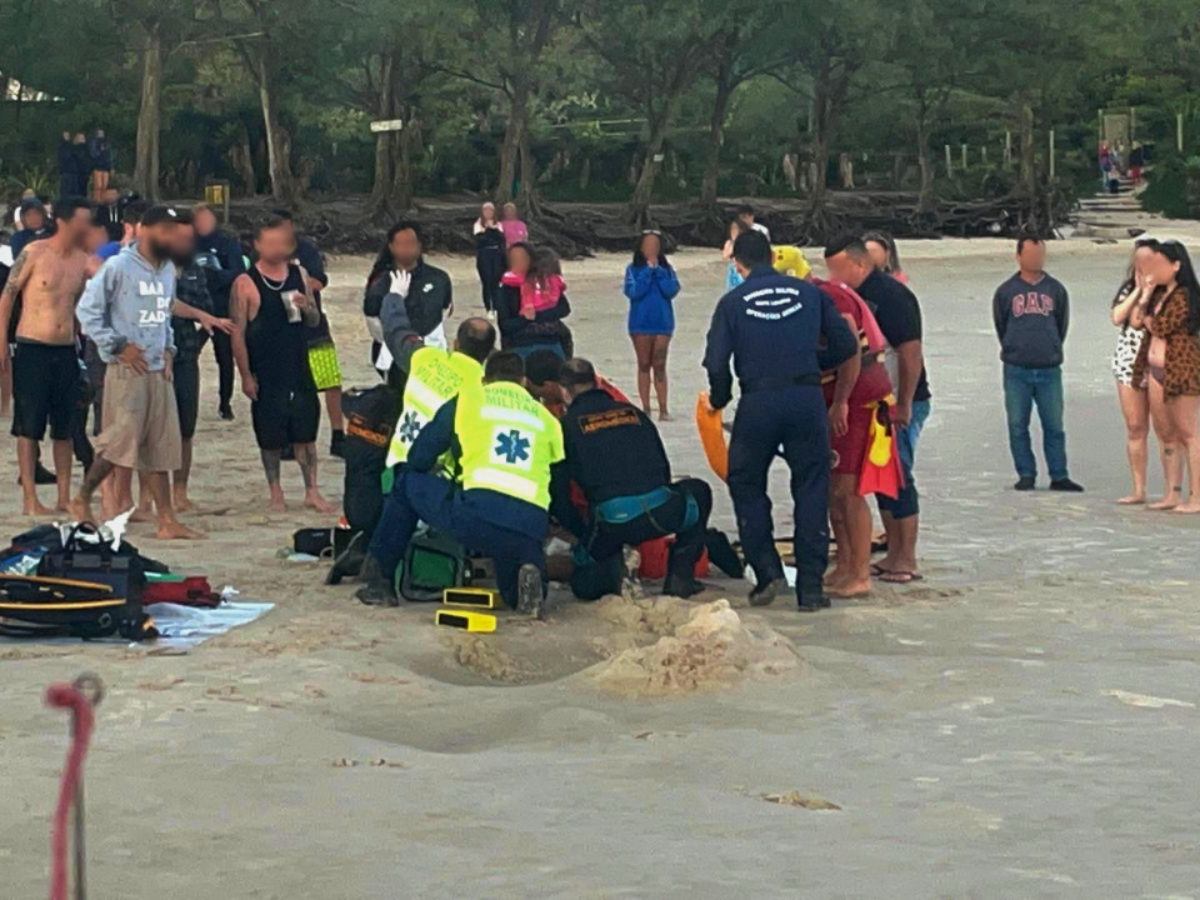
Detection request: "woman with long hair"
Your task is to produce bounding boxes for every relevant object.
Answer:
[472,201,505,318]
[496,242,571,359]
[863,230,907,284]
[1110,239,1157,504]
[624,229,680,419]
[88,128,113,201]
[1131,240,1200,512]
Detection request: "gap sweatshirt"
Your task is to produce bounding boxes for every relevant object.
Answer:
[992,272,1069,368]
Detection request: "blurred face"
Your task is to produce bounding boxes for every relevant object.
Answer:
[481,203,495,222]
[824,250,870,289]
[73,133,86,144]
[62,131,71,141]
[22,208,45,232]
[143,222,179,261]
[640,233,661,261]
[96,128,105,139]
[507,245,531,275]
[1017,241,1046,272]
[388,228,421,269]
[1152,250,1182,285]
[738,212,753,226]
[865,240,889,270]
[255,225,294,265]
[85,223,108,254]
[103,188,119,205]
[1132,245,1155,277]
[193,208,217,237]
[170,224,197,266]
[502,203,518,221]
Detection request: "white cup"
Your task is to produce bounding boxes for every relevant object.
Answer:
[285,290,304,323]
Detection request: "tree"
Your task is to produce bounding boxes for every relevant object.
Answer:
[581,0,722,224]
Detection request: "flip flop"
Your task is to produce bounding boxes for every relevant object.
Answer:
[879,570,924,584]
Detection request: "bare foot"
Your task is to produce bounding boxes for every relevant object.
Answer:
[1149,493,1181,511]
[156,520,207,540]
[173,492,193,514]
[1117,494,1146,505]
[824,568,852,588]
[268,496,288,513]
[130,505,155,523]
[69,497,95,524]
[23,499,55,517]
[828,578,872,599]
[304,490,338,515]
[55,499,71,513]
[1170,502,1200,515]
[658,411,673,422]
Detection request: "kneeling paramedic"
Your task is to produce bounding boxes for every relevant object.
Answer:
[361,351,563,613]
[703,231,860,611]
[357,317,495,606]
[549,358,739,599]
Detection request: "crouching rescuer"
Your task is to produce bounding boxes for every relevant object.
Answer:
[359,348,563,613]
[550,358,740,599]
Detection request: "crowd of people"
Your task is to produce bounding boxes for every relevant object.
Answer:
[5,180,1197,617]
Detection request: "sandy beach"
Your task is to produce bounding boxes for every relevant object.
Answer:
[3,235,1200,898]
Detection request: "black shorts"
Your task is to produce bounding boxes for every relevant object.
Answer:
[250,384,320,451]
[11,341,80,441]
[173,357,201,440]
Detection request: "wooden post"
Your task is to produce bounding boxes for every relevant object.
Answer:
[961,143,967,169]
[945,144,953,175]
[982,145,988,165]
[1178,112,1185,153]
[1130,106,1136,144]
[1098,108,1104,146]
[1049,129,1056,178]
[1004,131,1012,165]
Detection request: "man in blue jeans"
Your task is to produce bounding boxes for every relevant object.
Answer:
[993,237,1084,492]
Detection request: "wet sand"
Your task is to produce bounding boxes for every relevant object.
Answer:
[2,237,1200,898]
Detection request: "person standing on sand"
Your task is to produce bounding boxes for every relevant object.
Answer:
[88,129,113,202]
[624,230,679,420]
[824,235,931,585]
[499,202,528,246]
[193,204,246,420]
[863,231,907,285]
[231,216,336,515]
[722,220,749,292]
[1109,239,1158,505]
[1129,240,1200,514]
[496,242,571,360]
[473,202,506,318]
[736,204,770,241]
[0,198,97,515]
[992,238,1083,493]
[72,205,203,539]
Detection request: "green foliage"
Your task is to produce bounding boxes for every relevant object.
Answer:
[0,0,1198,211]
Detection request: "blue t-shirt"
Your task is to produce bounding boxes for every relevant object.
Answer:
[623,264,681,336]
[96,241,123,261]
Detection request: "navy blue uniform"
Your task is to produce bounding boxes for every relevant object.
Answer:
[703,266,857,603]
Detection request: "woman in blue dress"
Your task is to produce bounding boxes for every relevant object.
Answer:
[624,229,680,420]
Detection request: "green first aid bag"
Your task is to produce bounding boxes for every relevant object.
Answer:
[396,527,467,602]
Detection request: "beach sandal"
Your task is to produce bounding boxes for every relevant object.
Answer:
[878,570,923,584]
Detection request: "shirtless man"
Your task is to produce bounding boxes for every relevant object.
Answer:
[0,198,97,515]
[231,215,337,514]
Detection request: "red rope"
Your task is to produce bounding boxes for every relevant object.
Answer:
[44,684,95,900]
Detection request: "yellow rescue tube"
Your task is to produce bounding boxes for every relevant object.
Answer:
[696,392,729,481]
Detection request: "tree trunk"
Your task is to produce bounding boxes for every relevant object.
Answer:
[253,52,300,206]
[1017,97,1036,198]
[369,52,396,211]
[518,124,541,217]
[701,76,735,205]
[132,23,163,200]
[389,114,415,212]
[495,86,528,206]
[235,122,257,196]
[915,98,934,213]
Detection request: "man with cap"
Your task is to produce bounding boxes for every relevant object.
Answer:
[703,230,860,611]
[10,199,52,258]
[72,204,203,539]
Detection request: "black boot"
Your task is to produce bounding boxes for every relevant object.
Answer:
[218,402,235,421]
[704,529,743,578]
[663,573,704,598]
[355,555,398,607]
[748,576,788,608]
[517,563,545,619]
[326,531,365,586]
[796,580,832,613]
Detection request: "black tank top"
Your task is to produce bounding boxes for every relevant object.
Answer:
[246,264,313,391]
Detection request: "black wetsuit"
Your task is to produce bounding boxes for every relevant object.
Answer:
[245,264,319,450]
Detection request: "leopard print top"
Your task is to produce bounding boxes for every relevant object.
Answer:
[1132,287,1200,398]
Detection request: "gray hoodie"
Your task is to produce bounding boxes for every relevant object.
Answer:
[77,243,176,371]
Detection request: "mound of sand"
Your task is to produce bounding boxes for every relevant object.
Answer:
[584,598,802,696]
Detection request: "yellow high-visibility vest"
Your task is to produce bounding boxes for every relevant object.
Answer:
[387,348,483,469]
[455,380,563,509]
